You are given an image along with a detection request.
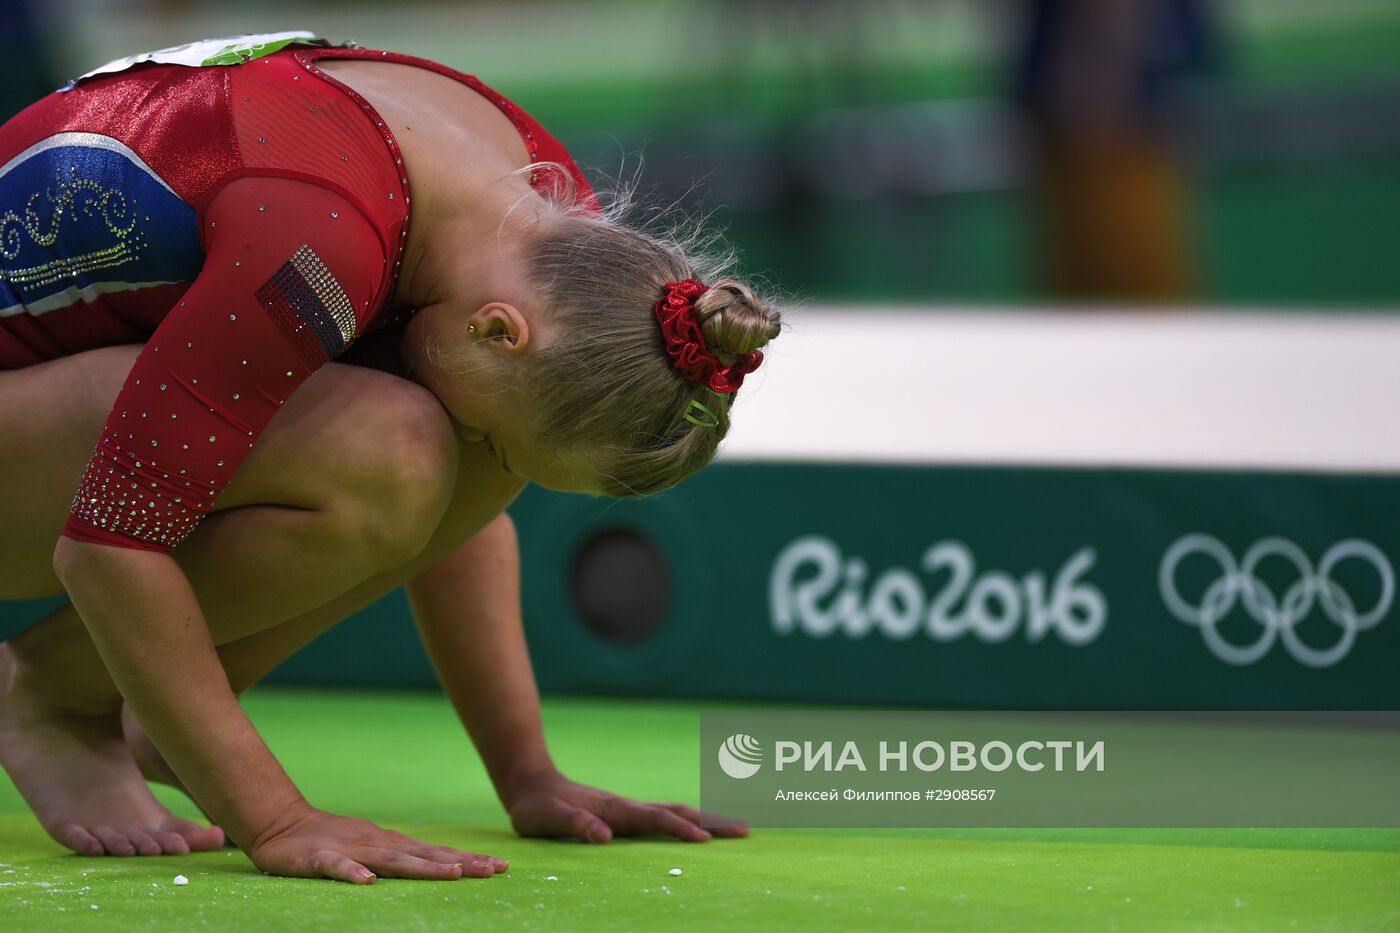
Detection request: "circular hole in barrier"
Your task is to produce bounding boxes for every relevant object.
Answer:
[568,526,671,646]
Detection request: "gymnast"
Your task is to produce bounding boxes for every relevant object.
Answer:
[0,34,773,883]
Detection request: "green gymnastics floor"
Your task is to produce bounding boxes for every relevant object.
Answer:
[1,689,1397,931]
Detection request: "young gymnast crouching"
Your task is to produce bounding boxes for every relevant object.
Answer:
[0,34,770,883]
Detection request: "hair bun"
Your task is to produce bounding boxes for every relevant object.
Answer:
[695,278,782,363]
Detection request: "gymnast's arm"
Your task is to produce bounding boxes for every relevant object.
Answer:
[52,541,308,847]
[53,177,489,882]
[407,512,742,843]
[406,512,558,800]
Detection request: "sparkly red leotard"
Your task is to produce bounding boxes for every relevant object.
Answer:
[0,43,596,552]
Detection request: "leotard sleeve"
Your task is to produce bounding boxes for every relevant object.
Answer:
[62,175,390,552]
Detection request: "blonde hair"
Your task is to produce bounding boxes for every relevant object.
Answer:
[485,162,781,496]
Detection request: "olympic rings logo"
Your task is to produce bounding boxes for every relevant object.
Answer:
[1158,535,1394,668]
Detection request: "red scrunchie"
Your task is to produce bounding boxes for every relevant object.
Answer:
[654,279,764,394]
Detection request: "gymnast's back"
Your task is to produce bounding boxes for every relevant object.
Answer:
[0,34,584,553]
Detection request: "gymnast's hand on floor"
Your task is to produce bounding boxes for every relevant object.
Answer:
[505,770,750,844]
[248,802,510,884]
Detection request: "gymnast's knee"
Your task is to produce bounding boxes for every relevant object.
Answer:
[330,378,459,570]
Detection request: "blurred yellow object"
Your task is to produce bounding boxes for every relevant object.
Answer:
[1036,132,1196,302]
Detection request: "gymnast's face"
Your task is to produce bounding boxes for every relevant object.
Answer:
[405,299,604,495]
[455,405,602,497]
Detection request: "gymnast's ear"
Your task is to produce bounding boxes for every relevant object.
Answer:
[466,301,531,352]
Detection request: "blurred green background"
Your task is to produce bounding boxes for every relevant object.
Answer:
[5,0,1398,305]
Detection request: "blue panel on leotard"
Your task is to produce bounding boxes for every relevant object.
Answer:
[0,132,204,318]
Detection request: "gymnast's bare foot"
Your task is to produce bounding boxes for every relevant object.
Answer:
[0,642,225,856]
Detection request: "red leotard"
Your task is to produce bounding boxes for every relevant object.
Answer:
[0,45,596,553]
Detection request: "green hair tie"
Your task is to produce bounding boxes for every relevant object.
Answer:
[683,399,721,430]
